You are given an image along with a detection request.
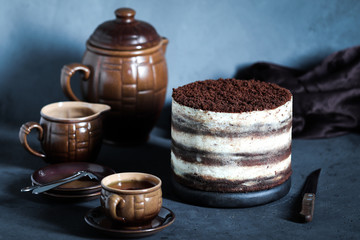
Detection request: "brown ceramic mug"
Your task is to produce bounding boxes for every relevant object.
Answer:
[19,101,110,163]
[100,172,162,228]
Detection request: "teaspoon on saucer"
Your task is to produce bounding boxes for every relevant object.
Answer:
[21,170,100,194]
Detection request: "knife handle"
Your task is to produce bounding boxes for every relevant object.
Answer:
[300,193,315,222]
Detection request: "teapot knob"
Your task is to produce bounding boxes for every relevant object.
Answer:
[115,8,135,23]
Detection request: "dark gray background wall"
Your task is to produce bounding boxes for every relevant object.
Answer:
[1,0,360,128]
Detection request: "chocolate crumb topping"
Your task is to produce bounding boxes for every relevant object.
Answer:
[172,78,292,113]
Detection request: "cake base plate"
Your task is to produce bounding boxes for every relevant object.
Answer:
[172,177,291,208]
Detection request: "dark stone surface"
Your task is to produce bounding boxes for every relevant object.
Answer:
[1,123,359,239]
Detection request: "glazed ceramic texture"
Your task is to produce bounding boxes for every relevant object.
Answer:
[100,172,162,228]
[19,102,110,163]
[61,8,168,145]
[84,206,175,238]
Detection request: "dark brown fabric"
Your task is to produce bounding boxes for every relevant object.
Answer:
[235,46,360,139]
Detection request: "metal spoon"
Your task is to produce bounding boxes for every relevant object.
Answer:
[21,170,100,194]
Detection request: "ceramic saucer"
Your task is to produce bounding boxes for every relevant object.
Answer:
[84,206,175,238]
[43,191,101,202]
[31,162,115,195]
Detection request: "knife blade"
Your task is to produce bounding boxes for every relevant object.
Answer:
[299,168,321,222]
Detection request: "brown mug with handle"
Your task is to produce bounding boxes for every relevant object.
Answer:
[100,172,162,228]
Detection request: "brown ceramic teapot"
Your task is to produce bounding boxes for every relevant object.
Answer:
[61,8,168,145]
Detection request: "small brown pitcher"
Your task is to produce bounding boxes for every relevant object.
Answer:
[61,8,169,145]
[19,101,110,163]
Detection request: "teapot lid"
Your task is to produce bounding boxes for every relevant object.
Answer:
[88,8,161,50]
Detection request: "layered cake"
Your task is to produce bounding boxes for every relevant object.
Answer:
[171,78,292,193]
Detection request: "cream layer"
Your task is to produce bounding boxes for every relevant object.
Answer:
[171,97,292,154]
[172,98,293,133]
[171,127,291,154]
[171,152,291,183]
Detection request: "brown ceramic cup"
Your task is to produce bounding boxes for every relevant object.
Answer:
[100,172,162,228]
[19,101,110,163]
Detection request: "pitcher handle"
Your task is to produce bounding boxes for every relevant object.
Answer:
[19,122,46,159]
[60,63,91,101]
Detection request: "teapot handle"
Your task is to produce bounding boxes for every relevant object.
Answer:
[60,63,91,101]
[19,122,46,159]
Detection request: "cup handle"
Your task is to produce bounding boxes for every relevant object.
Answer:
[60,63,91,101]
[19,122,46,159]
[107,194,126,222]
